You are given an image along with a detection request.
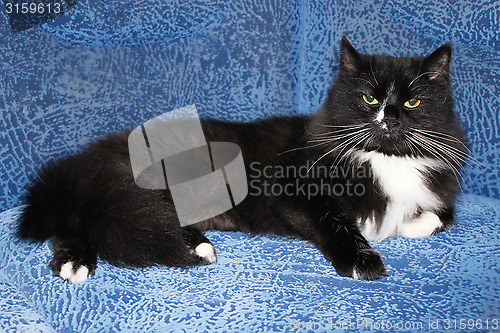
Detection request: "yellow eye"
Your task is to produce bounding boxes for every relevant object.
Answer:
[362,94,379,105]
[404,99,421,108]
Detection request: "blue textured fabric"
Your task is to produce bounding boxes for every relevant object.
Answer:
[0,273,57,333]
[1,0,499,331]
[0,0,499,210]
[383,0,499,48]
[1,194,499,332]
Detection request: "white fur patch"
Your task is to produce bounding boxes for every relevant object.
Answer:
[195,243,217,264]
[356,216,380,241]
[59,262,74,280]
[374,82,394,126]
[352,269,361,280]
[59,261,89,284]
[375,108,385,123]
[355,150,445,240]
[398,211,443,238]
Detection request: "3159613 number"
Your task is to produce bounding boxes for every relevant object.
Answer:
[443,319,499,330]
[5,2,61,14]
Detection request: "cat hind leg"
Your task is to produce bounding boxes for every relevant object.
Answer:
[49,237,97,284]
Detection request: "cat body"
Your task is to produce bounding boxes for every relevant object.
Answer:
[18,38,467,283]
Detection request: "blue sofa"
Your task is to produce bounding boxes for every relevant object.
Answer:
[1,0,499,331]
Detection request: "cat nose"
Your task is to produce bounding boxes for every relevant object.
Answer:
[384,105,400,120]
[382,106,401,131]
[384,119,401,132]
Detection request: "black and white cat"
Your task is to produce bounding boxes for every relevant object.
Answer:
[18,37,467,283]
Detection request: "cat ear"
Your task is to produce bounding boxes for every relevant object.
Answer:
[422,43,451,80]
[340,36,361,74]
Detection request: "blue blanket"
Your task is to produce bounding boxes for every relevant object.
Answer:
[1,194,499,332]
[0,0,498,331]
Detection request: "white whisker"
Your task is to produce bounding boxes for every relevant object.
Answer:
[310,126,371,137]
[278,141,333,155]
[308,128,370,143]
[408,72,433,88]
[332,132,372,167]
[410,132,475,186]
[410,127,478,163]
[407,133,467,193]
[314,123,370,129]
[324,131,372,170]
[310,130,370,171]
[410,132,476,167]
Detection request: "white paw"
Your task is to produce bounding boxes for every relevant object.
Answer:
[398,211,443,238]
[59,262,89,284]
[195,243,217,264]
[352,269,361,280]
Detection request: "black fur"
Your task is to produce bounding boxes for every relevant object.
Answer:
[18,37,466,281]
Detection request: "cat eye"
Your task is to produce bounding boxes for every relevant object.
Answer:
[404,99,421,108]
[362,94,379,105]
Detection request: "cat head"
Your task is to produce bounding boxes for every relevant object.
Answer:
[310,37,466,163]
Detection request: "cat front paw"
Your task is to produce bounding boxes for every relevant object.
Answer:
[194,242,217,264]
[398,211,443,238]
[351,249,388,281]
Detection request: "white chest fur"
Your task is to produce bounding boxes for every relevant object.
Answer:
[354,150,445,240]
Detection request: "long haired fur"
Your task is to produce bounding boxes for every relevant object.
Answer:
[18,37,467,282]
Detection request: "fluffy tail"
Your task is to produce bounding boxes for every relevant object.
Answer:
[18,153,104,242]
[17,134,204,269]
[17,140,133,243]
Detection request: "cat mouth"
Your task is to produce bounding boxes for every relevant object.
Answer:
[364,128,408,155]
[372,124,402,140]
